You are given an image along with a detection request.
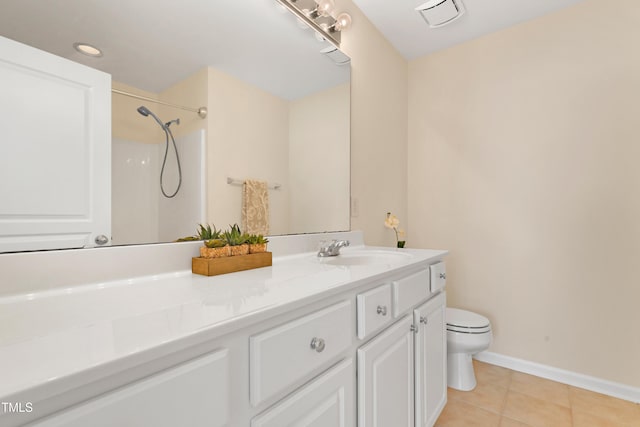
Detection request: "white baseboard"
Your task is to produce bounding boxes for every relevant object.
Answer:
[474,351,640,404]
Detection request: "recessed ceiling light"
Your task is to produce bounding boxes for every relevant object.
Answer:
[73,42,103,57]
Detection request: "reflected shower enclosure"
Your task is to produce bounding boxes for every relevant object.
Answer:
[112,101,205,246]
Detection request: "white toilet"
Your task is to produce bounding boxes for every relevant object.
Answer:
[446,308,492,391]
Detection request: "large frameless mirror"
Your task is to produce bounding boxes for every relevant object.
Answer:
[0,0,350,251]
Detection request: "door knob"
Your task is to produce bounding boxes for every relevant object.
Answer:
[95,235,109,246]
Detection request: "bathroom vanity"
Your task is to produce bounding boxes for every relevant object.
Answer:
[0,234,447,427]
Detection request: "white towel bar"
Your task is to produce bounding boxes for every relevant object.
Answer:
[226,177,281,190]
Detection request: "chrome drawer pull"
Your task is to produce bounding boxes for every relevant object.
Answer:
[377,305,388,316]
[439,273,446,279]
[310,337,326,353]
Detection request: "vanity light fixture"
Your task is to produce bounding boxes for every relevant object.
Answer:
[310,0,335,18]
[73,42,103,57]
[276,0,351,47]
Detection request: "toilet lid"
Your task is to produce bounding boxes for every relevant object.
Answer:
[446,308,491,329]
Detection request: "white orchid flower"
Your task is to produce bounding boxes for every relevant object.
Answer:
[384,213,400,229]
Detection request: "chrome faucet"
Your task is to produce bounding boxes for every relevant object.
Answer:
[317,239,350,257]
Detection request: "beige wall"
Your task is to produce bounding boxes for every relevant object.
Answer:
[289,83,350,234]
[337,0,409,247]
[113,70,209,144]
[159,68,209,140]
[112,81,163,144]
[408,0,640,387]
[206,67,291,235]
[112,0,410,244]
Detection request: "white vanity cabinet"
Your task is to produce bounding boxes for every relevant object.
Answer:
[358,316,415,427]
[251,359,355,427]
[357,266,447,427]
[249,300,354,406]
[356,283,393,339]
[33,349,230,427]
[392,269,431,317]
[414,291,448,427]
[8,249,448,427]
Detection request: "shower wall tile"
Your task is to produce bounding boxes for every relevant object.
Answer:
[158,129,206,242]
[112,138,159,245]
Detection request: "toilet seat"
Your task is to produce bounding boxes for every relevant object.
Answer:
[446,308,491,334]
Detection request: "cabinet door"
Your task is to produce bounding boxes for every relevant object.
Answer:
[251,359,355,427]
[0,36,111,253]
[358,316,414,427]
[33,350,230,427]
[414,291,447,427]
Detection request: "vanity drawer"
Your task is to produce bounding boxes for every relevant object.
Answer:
[356,284,392,339]
[250,300,353,406]
[251,358,354,427]
[392,269,430,317]
[35,349,229,427]
[430,261,446,292]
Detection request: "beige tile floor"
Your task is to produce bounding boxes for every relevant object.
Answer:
[435,360,640,427]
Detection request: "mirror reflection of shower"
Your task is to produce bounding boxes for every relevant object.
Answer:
[136,106,182,198]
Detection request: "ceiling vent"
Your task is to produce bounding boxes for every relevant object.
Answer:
[416,0,465,28]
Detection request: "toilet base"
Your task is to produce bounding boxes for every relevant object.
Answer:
[447,353,477,391]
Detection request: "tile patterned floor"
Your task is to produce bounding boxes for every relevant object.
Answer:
[435,360,640,427]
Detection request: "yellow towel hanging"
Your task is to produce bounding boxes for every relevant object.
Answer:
[242,179,270,235]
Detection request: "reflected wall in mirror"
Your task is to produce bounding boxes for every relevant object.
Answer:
[0,0,350,251]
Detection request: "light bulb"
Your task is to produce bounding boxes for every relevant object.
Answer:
[334,12,352,31]
[315,0,335,17]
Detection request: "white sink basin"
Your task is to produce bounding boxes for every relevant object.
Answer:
[318,249,413,266]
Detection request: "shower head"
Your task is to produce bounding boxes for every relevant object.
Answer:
[137,105,165,129]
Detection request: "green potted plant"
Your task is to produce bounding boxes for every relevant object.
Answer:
[200,238,230,258]
[196,224,220,240]
[247,234,269,254]
[177,223,220,242]
[223,224,249,256]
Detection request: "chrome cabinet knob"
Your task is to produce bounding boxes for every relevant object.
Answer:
[95,235,109,246]
[310,337,326,353]
[377,305,388,316]
[439,273,446,280]
[420,316,428,324]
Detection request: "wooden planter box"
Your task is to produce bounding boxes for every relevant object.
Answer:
[192,252,272,277]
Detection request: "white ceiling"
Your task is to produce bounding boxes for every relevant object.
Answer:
[0,0,350,100]
[351,0,588,60]
[0,0,589,97]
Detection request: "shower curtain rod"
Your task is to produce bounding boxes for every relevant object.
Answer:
[111,88,208,119]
